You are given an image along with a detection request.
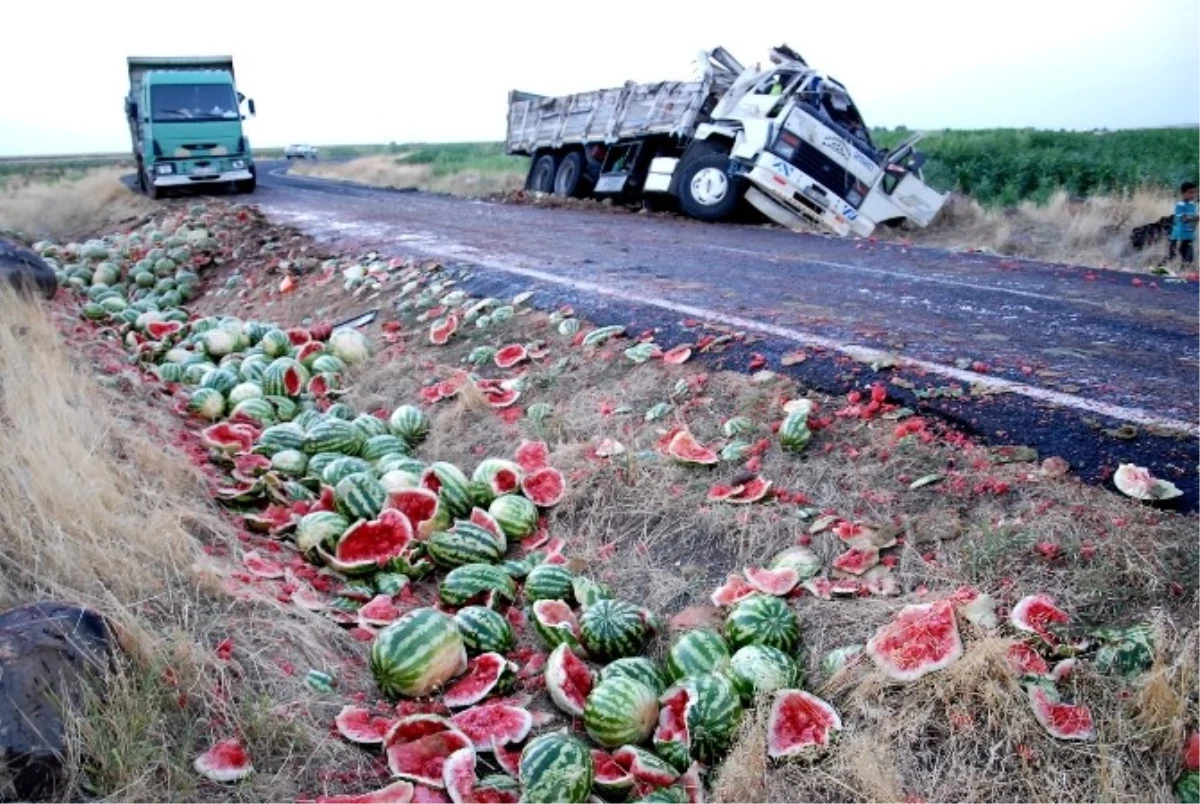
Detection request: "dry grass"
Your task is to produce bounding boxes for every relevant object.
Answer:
[0,167,155,242]
[892,187,1188,273]
[291,155,525,197]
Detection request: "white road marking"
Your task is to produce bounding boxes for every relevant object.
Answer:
[263,205,1199,437]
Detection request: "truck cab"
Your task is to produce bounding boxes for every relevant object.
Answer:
[126,56,257,199]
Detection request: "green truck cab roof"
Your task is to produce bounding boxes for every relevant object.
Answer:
[145,70,233,86]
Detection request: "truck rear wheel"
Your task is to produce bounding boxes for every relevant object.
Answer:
[553,152,586,197]
[526,153,557,193]
[677,151,741,222]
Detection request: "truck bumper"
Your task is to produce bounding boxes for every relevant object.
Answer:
[744,162,875,238]
[153,168,253,187]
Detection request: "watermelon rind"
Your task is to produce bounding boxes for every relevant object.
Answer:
[389,404,431,446]
[729,645,800,701]
[667,630,731,681]
[370,608,467,699]
[766,689,842,760]
[428,522,505,569]
[865,600,963,682]
[524,564,575,603]
[519,731,594,804]
[724,594,800,653]
[440,564,517,607]
[579,599,651,662]
[658,673,742,766]
[442,653,516,709]
[488,494,539,539]
[425,462,474,519]
[295,511,351,555]
[584,676,660,748]
[600,657,670,696]
[545,643,593,718]
[335,472,388,521]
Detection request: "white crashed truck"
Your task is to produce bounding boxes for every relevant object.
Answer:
[506,44,947,237]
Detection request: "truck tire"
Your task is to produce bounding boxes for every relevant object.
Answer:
[235,175,257,194]
[553,151,586,197]
[146,172,161,201]
[677,151,741,222]
[526,153,557,193]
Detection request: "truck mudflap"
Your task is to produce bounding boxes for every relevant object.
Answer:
[744,157,868,237]
[154,168,253,187]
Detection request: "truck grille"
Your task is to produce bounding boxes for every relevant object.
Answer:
[786,141,853,198]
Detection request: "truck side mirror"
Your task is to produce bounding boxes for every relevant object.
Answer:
[247,98,256,116]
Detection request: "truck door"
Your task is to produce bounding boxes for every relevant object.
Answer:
[887,170,947,226]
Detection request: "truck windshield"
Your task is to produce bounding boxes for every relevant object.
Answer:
[150,84,239,122]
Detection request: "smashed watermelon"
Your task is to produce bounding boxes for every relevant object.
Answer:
[744,566,799,596]
[666,430,718,466]
[865,600,963,682]
[1010,593,1069,645]
[710,574,758,607]
[201,422,258,454]
[1006,642,1050,678]
[430,315,459,346]
[591,749,634,797]
[494,344,528,369]
[766,689,842,759]
[831,546,880,577]
[242,550,285,580]
[358,594,403,627]
[321,509,413,574]
[387,488,441,533]
[443,653,514,709]
[725,477,772,504]
[515,440,550,472]
[662,345,692,365]
[545,642,593,717]
[335,704,396,745]
[194,737,253,783]
[450,704,533,750]
[388,729,473,788]
[1028,685,1095,741]
[312,780,416,803]
[521,466,565,507]
[441,747,478,804]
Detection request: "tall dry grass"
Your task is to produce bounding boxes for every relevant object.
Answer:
[291,155,525,197]
[898,187,1183,271]
[0,167,154,242]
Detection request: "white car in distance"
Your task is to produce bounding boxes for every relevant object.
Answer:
[284,144,319,160]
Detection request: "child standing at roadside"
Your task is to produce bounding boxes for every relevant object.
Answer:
[1167,181,1197,265]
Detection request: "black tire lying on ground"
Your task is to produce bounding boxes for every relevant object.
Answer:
[0,239,58,299]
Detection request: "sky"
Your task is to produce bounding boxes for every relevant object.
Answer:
[1,0,1197,156]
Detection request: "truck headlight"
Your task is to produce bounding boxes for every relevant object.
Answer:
[231,159,246,169]
[773,130,801,162]
[155,164,174,175]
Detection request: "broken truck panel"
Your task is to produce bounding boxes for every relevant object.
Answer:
[505,43,948,239]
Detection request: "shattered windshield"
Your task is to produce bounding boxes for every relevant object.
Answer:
[151,84,239,122]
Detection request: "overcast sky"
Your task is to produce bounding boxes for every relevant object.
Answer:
[2,0,1197,155]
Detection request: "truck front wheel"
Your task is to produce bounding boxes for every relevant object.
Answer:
[235,175,257,194]
[526,153,557,193]
[677,152,741,222]
[146,172,161,200]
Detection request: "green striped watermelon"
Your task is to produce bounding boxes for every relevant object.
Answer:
[655,673,743,768]
[471,459,524,502]
[532,600,582,652]
[335,473,388,521]
[310,354,347,375]
[187,387,225,420]
[488,494,539,540]
[306,452,344,480]
[325,402,355,420]
[580,599,652,661]
[270,449,308,476]
[572,576,613,610]
[779,410,811,453]
[362,434,410,462]
[322,456,374,486]
[524,564,575,602]
[728,645,800,700]
[238,355,270,383]
[667,630,731,681]
[266,395,300,422]
[428,522,504,568]
[725,595,800,652]
[231,398,276,427]
[440,564,517,607]
[295,510,351,555]
[422,462,474,519]
[454,606,516,654]
[200,367,238,395]
[304,418,365,456]
[293,409,323,431]
[254,423,307,456]
[261,357,307,397]
[259,328,291,357]
[600,657,670,696]
[227,381,264,406]
[519,732,593,804]
[370,607,467,698]
[584,676,660,748]
[352,414,391,439]
[320,508,414,575]
[389,404,431,446]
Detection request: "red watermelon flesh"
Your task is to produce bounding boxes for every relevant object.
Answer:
[244,503,295,535]
[520,529,550,552]
[385,715,457,748]
[295,341,323,364]
[430,315,459,346]
[545,642,591,717]
[494,344,528,369]
[829,578,861,597]
[726,476,772,504]
[232,453,273,483]
[662,345,692,365]
[832,546,880,577]
[711,573,758,607]
[314,780,415,803]
[441,747,477,804]
[146,320,184,340]
[411,786,451,804]
[1006,642,1050,677]
[469,508,505,541]
[654,686,692,747]
[514,441,549,472]
[336,510,414,569]
[469,784,518,804]
[865,600,963,682]
[488,467,522,496]
[387,488,441,531]
[193,737,254,782]
[1028,686,1095,741]
[534,601,580,641]
[521,467,565,507]
[613,746,679,788]
[243,550,285,579]
[481,386,520,409]
[1010,594,1070,645]
[666,430,719,466]
[541,552,568,567]
[443,653,511,709]
[767,690,842,759]
[706,484,746,502]
[313,485,337,513]
[745,566,800,596]
[309,374,332,397]
[202,422,257,453]
[492,743,522,777]
[335,704,396,745]
[1185,731,1199,772]
[592,749,634,793]
[387,730,473,787]
[358,594,403,627]
[680,762,704,804]
[287,327,313,345]
[450,704,533,750]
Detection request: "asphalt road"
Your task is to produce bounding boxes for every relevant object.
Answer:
[174,161,1200,510]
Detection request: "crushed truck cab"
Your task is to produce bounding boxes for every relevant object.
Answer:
[506,44,947,238]
[125,56,257,199]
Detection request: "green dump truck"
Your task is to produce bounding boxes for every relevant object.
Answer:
[125,56,257,199]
